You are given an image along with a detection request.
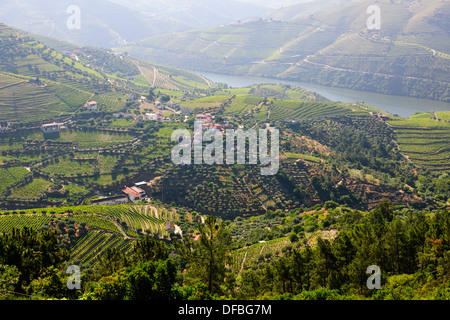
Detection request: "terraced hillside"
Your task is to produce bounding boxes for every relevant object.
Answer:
[388,112,450,172]
[0,73,72,122]
[0,23,217,123]
[120,0,450,102]
[0,202,182,266]
[221,95,356,124]
[133,60,215,91]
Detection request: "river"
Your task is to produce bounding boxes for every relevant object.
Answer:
[194,71,450,118]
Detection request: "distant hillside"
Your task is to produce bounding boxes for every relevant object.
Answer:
[119,0,450,102]
[0,0,190,48]
[0,23,216,123]
[109,0,270,28]
[262,0,357,20]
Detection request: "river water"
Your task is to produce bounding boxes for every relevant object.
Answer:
[195,71,450,118]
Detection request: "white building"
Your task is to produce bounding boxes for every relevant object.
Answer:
[123,186,146,203]
[84,101,98,110]
[0,122,10,132]
[41,123,62,133]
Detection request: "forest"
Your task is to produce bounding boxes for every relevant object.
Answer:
[1,201,449,301]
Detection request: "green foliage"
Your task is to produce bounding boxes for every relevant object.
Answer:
[0,264,21,299]
[29,266,81,300]
[0,227,69,291]
[176,216,233,295]
[84,259,178,300]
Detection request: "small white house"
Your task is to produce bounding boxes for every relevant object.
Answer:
[84,101,98,110]
[0,122,10,132]
[41,123,62,133]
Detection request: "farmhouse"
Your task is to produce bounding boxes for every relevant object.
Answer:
[123,186,146,203]
[113,112,135,119]
[141,112,165,121]
[135,181,148,187]
[41,122,62,133]
[167,101,180,108]
[84,101,98,110]
[0,121,10,132]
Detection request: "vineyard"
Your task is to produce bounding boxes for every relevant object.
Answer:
[0,73,72,122]
[45,82,92,110]
[0,166,29,195]
[389,112,450,171]
[0,202,182,265]
[0,213,52,234]
[8,178,52,200]
[133,59,214,91]
[229,237,292,275]
[222,95,353,122]
[90,91,127,112]
[69,230,133,266]
[29,129,136,149]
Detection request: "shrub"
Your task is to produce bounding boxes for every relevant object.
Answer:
[289,233,299,243]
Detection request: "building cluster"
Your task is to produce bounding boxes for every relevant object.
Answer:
[195,113,232,133]
[88,182,148,205]
[139,112,166,122]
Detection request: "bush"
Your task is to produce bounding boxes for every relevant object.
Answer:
[324,201,338,210]
[289,233,299,243]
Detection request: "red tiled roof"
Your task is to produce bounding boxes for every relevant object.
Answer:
[123,187,141,199]
[130,186,145,194]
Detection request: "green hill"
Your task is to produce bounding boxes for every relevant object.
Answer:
[119,0,450,102]
[0,23,217,123]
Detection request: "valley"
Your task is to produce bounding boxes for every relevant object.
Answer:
[0,0,449,303]
[119,0,450,103]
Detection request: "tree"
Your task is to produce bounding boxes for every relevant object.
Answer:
[29,266,81,300]
[160,95,170,103]
[131,236,168,264]
[176,215,233,294]
[0,264,21,299]
[125,260,177,300]
[97,248,129,277]
[85,259,178,300]
[370,199,394,224]
[0,228,69,291]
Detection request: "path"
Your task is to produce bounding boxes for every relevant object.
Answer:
[132,60,154,87]
[93,213,136,239]
[237,251,248,277]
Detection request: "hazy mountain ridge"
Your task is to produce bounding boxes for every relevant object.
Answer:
[0,0,191,48]
[109,0,270,27]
